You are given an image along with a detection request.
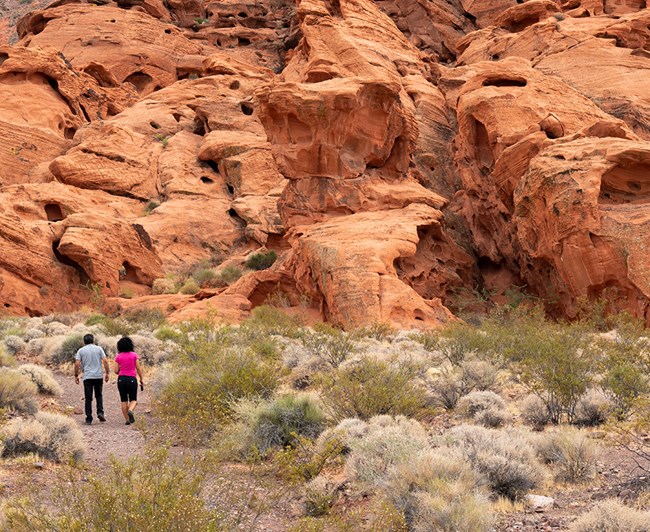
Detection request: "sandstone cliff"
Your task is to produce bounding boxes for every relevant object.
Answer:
[0,0,648,328]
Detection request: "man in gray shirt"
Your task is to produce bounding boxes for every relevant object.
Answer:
[75,334,110,425]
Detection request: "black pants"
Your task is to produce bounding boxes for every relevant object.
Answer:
[83,379,104,422]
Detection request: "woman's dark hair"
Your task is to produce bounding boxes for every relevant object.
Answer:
[117,336,134,353]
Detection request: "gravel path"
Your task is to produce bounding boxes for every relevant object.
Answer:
[55,372,150,466]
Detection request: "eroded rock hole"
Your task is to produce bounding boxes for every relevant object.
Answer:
[121,261,139,282]
[193,119,206,136]
[599,162,650,205]
[52,240,90,285]
[473,118,494,171]
[0,53,8,66]
[482,77,527,87]
[45,76,59,92]
[240,102,254,115]
[506,16,541,33]
[172,113,182,122]
[64,127,76,140]
[206,160,220,174]
[164,28,172,34]
[238,12,248,17]
[150,121,161,129]
[45,203,65,222]
[226,183,235,195]
[229,80,240,90]
[237,37,251,46]
[200,176,214,184]
[123,71,153,94]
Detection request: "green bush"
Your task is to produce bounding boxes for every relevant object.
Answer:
[1,412,85,463]
[0,368,39,415]
[155,349,280,444]
[0,345,15,367]
[4,448,225,530]
[302,323,357,368]
[602,362,648,419]
[241,305,304,339]
[179,278,200,295]
[16,364,62,396]
[321,357,427,422]
[192,268,217,287]
[217,265,242,285]
[245,250,277,271]
[250,394,325,453]
[51,334,84,365]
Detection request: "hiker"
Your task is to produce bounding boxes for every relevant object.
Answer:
[114,336,144,426]
[74,333,110,425]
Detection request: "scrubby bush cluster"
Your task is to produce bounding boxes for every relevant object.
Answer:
[1,412,85,463]
[16,364,62,396]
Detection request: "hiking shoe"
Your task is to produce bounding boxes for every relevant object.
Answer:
[127,410,135,424]
[125,420,132,425]
[85,419,92,425]
[98,414,106,422]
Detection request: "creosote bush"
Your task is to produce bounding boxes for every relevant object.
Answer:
[521,393,551,431]
[4,448,225,531]
[302,323,357,368]
[179,278,200,295]
[321,357,427,422]
[152,277,177,295]
[569,499,650,531]
[1,412,85,463]
[16,364,62,396]
[217,265,242,285]
[0,368,39,415]
[458,390,509,428]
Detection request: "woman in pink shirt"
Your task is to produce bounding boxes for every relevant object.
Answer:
[114,337,144,425]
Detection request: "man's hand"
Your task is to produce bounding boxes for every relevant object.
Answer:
[104,374,109,383]
[75,375,80,385]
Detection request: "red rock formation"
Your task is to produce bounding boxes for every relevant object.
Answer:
[0,0,649,327]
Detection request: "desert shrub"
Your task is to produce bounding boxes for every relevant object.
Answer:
[241,305,304,339]
[272,432,346,483]
[345,415,431,486]
[179,278,200,295]
[574,389,612,426]
[152,277,177,294]
[351,322,396,342]
[521,393,551,430]
[22,328,44,342]
[249,394,325,453]
[321,357,427,422]
[302,323,357,368]
[517,323,593,424]
[154,325,181,342]
[569,499,650,531]
[388,449,493,532]
[16,364,62,396]
[123,307,167,331]
[51,333,84,365]
[445,425,544,500]
[534,428,597,482]
[304,476,337,517]
[156,350,279,444]
[601,362,648,419]
[429,359,499,410]
[0,368,39,415]
[4,448,225,531]
[1,412,85,463]
[217,265,242,285]
[4,335,26,356]
[0,345,15,367]
[245,250,277,271]
[192,268,217,287]
[458,391,508,428]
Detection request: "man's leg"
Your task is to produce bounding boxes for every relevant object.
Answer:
[94,380,105,421]
[83,379,93,423]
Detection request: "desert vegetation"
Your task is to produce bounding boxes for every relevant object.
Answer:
[1,302,650,529]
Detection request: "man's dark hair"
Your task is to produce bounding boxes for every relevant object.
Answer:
[83,334,94,345]
[117,336,134,353]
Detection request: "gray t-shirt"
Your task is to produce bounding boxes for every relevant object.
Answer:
[75,344,107,380]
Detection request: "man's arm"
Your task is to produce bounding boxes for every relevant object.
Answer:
[74,360,81,384]
[102,358,110,382]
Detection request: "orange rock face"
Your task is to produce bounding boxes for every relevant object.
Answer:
[0,0,649,326]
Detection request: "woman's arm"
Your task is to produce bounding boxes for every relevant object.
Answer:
[113,359,120,375]
[135,359,144,386]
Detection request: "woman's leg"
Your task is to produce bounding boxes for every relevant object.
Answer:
[121,401,129,421]
[128,400,137,412]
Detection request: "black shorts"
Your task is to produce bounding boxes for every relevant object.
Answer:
[117,376,138,402]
